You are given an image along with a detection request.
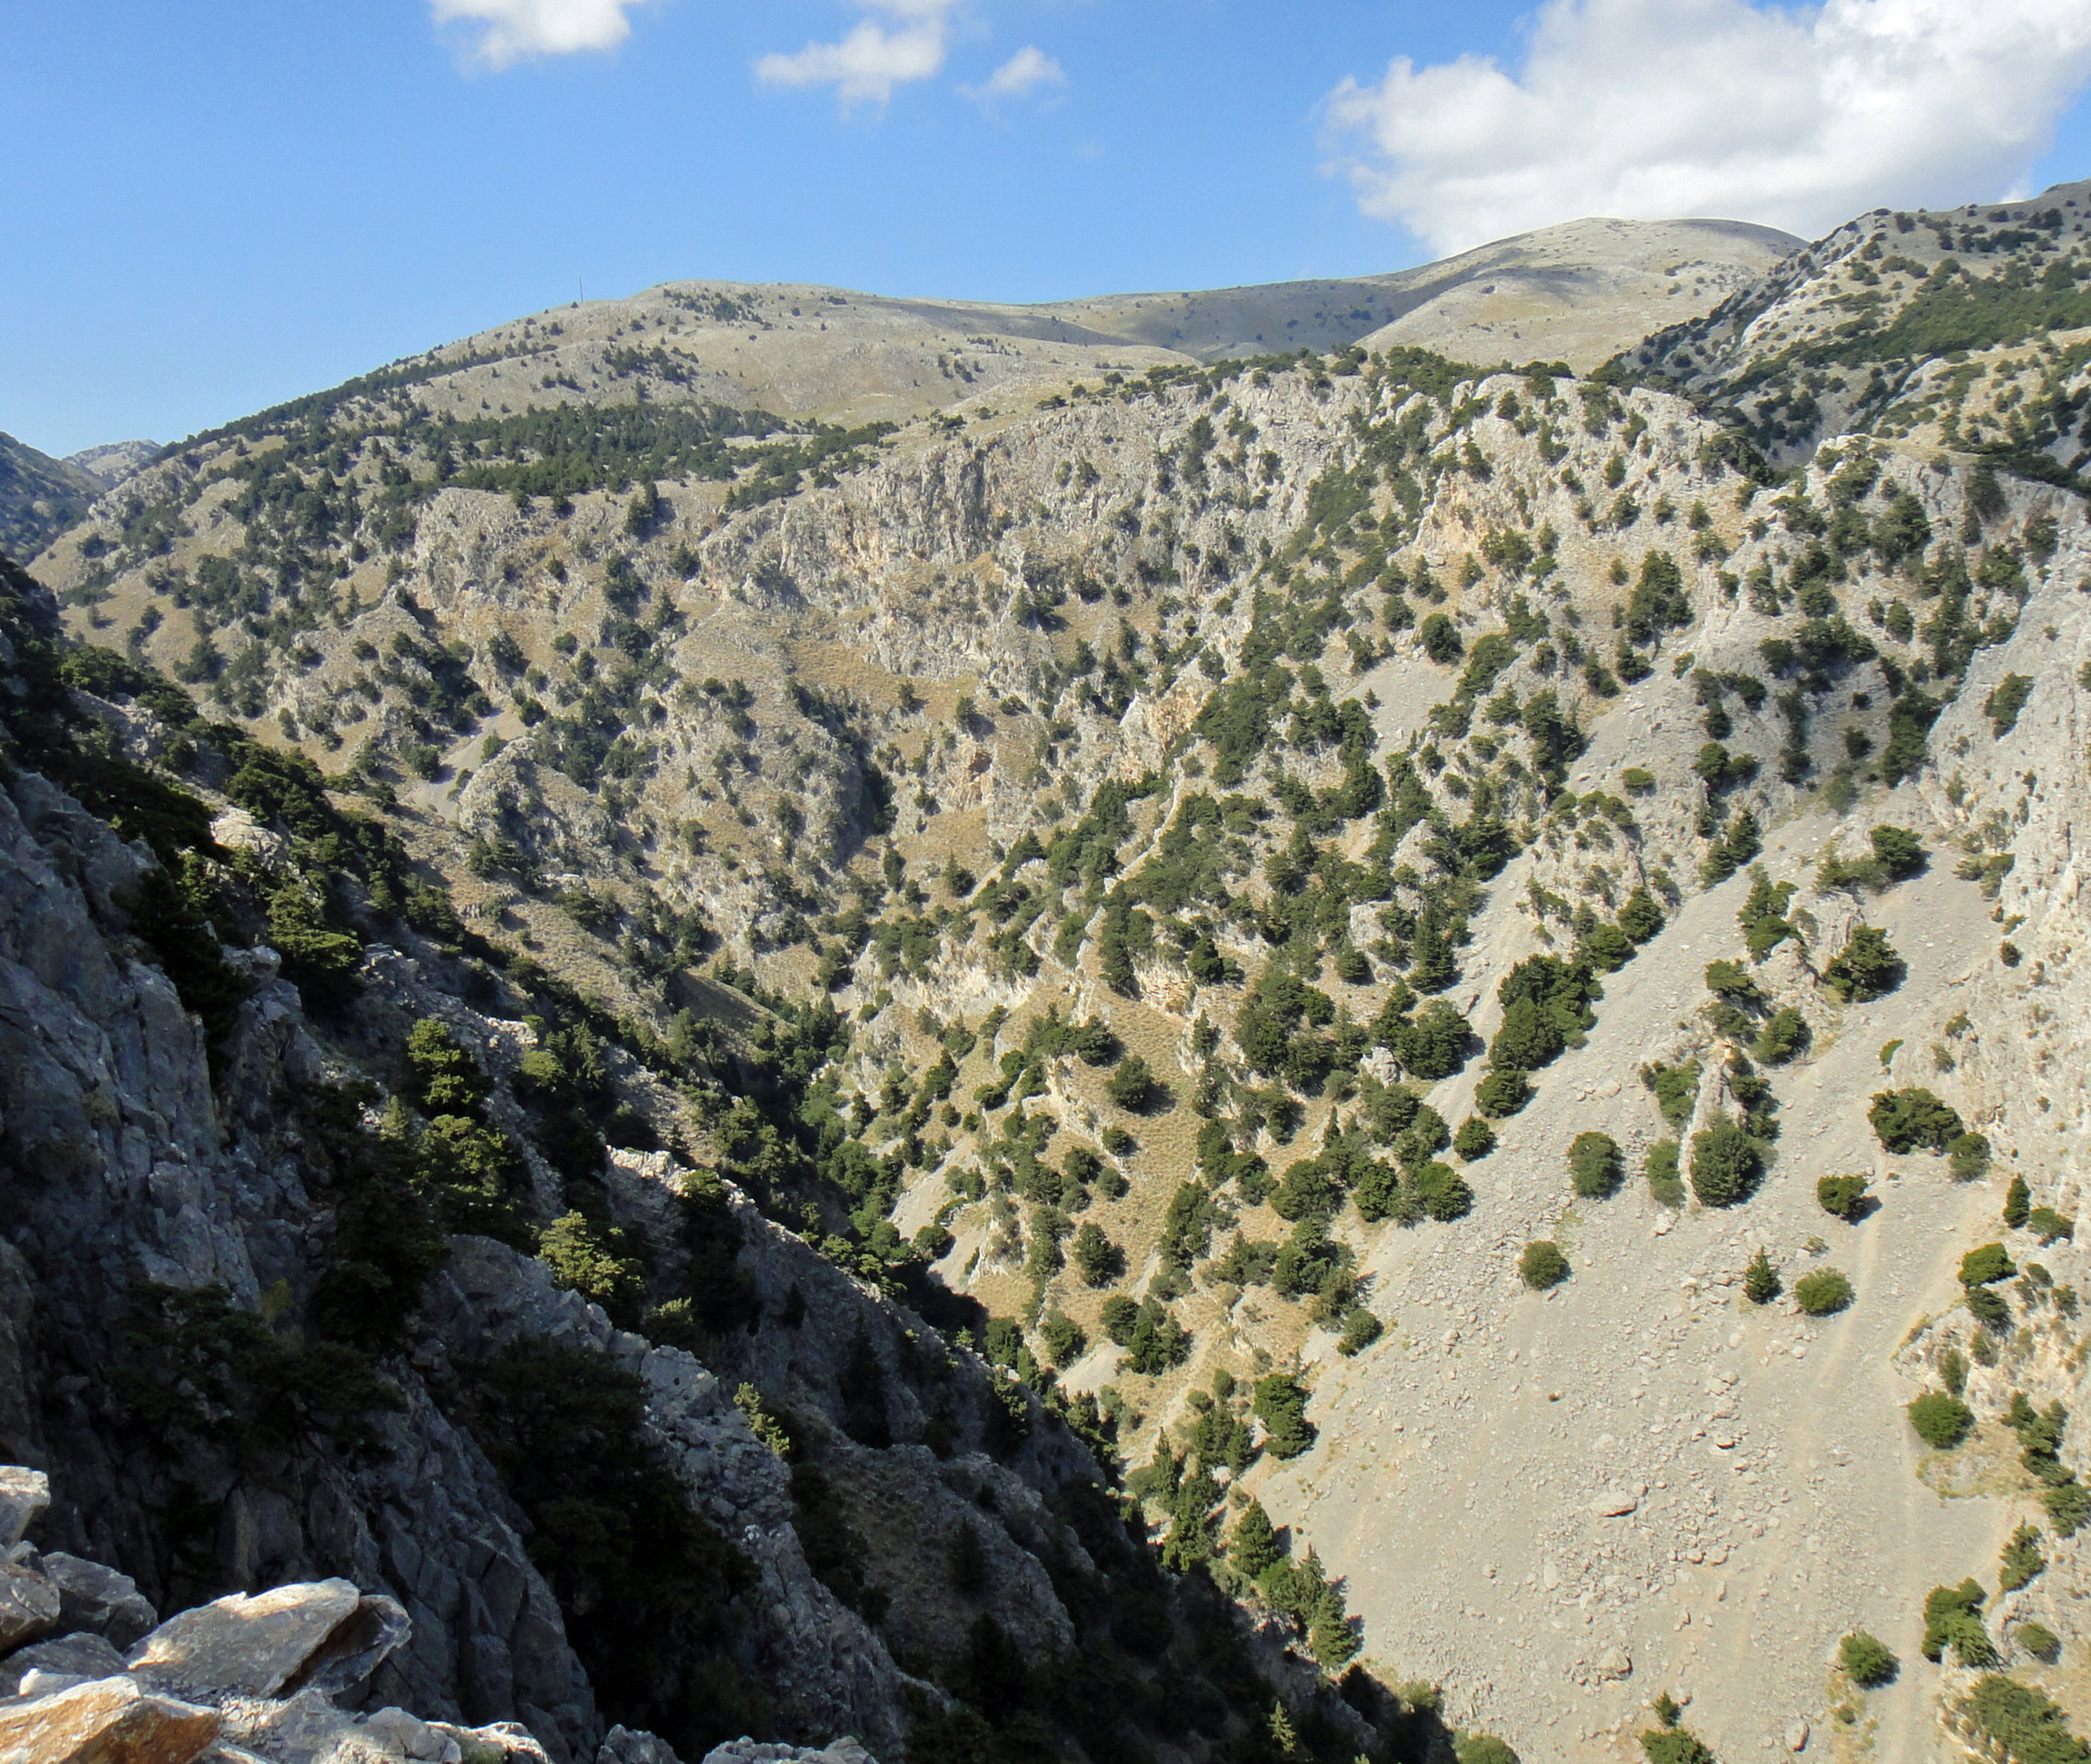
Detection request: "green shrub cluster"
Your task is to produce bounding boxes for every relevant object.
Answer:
[1907,1390,1976,1450]
[1869,1087,1965,1153]
[1839,1630,1898,1687]
[1689,1119,1764,1207]
[1519,1241,1569,1290]
[1568,1131,1623,1198]
[1795,1267,1853,1315]
[1817,1174,1869,1221]
[1957,1675,2091,1764]
[1922,1579,1999,1667]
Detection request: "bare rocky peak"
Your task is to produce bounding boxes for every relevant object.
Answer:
[64,439,160,489]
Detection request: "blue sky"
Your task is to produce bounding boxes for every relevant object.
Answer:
[4,0,2090,457]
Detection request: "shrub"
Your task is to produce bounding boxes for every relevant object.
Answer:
[1229,1499,1282,1577]
[1984,672,2034,737]
[1959,1674,2088,1764]
[1822,924,1904,1002]
[1336,1308,1384,1357]
[1645,1139,1684,1207]
[2015,1622,2062,1663]
[1948,1132,1992,1180]
[1869,824,1926,881]
[1751,1006,1809,1064]
[1072,1223,1125,1288]
[1455,1740,1520,1764]
[1519,1240,1569,1290]
[1744,1247,1782,1304]
[1642,1060,1701,1130]
[1254,1373,1316,1457]
[1454,1117,1497,1161]
[1922,1580,1998,1666]
[1999,1523,2045,1592]
[1689,1119,1763,1206]
[1869,1087,1965,1153]
[1618,885,1664,941]
[1966,1283,2011,1329]
[1099,1294,1140,1343]
[537,1213,646,1325]
[1105,1055,1160,1112]
[2030,1206,2075,1245]
[1475,1067,1533,1118]
[1491,997,1565,1070]
[1412,1160,1475,1221]
[1568,1131,1624,1198]
[1795,1267,1853,1315]
[1419,612,1464,664]
[1960,1242,2016,1287]
[1703,959,1764,1004]
[1839,1630,1898,1687]
[1639,1727,1716,1764]
[1908,1390,1976,1450]
[2002,1174,2031,1230]
[2045,1482,2091,1537]
[1817,1174,1869,1221]
[1039,1313,1087,1367]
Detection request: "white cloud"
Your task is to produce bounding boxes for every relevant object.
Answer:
[964,45,1066,105]
[432,0,658,67]
[1327,0,2091,253]
[756,1,961,110]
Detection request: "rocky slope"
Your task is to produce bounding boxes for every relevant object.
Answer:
[0,429,97,560]
[12,182,2091,1764]
[0,551,1443,1764]
[1622,178,2091,474]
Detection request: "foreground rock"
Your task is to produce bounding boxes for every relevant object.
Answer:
[0,1465,872,1764]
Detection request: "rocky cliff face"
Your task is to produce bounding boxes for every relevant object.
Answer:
[14,184,2091,1763]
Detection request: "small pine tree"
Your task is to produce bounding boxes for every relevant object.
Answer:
[2004,1175,2032,1230]
[1744,1247,1782,1304]
[1839,1630,1898,1687]
[1230,1499,1284,1577]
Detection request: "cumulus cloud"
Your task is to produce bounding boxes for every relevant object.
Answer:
[1327,0,2091,253]
[963,46,1066,105]
[756,1,961,109]
[432,0,658,67]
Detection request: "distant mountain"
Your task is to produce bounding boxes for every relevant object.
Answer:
[1049,216,1802,372]
[66,438,160,489]
[195,215,1794,445]
[0,429,96,558]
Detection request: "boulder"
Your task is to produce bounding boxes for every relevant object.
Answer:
[0,1556,62,1651]
[42,1551,159,1648]
[0,1465,48,1548]
[360,1705,464,1762]
[128,1578,409,1700]
[600,1727,683,1764]
[0,1674,220,1764]
[436,1719,556,1763]
[3,1627,127,1693]
[1589,1489,1639,1517]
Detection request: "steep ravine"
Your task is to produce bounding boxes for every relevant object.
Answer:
[17,187,2091,1764]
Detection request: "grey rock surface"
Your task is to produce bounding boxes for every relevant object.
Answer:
[0,1465,47,1548]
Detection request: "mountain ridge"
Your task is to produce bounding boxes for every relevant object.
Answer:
[8,182,2091,1764]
